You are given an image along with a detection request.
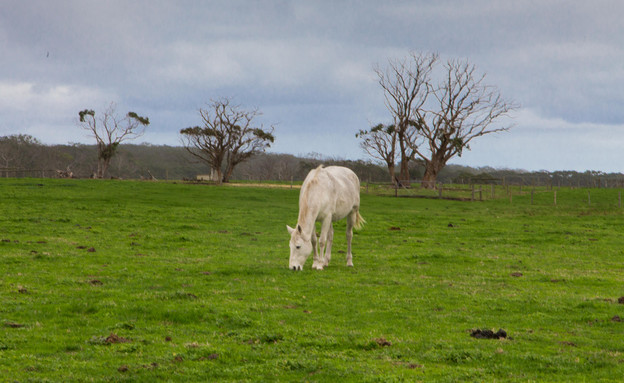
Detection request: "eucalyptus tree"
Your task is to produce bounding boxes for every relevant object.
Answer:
[78,103,149,178]
[355,123,398,184]
[179,98,275,183]
[365,52,517,188]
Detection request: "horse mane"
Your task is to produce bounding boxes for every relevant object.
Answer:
[297,165,324,228]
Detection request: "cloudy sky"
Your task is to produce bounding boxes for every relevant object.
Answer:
[1,1,623,172]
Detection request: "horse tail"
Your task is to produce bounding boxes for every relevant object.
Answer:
[354,211,366,230]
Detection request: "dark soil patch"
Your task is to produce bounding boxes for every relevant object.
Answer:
[389,226,401,231]
[88,279,103,285]
[374,337,392,347]
[612,315,622,322]
[470,328,507,339]
[105,333,130,344]
[618,297,624,304]
[4,322,25,328]
[87,247,96,252]
[510,272,523,277]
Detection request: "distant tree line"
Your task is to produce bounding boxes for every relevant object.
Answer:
[1,134,623,188]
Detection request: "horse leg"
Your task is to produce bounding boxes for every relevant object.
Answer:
[324,223,334,267]
[346,211,356,267]
[313,218,331,270]
[311,227,318,266]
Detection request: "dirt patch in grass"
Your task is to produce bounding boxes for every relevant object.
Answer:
[105,333,130,344]
[470,328,507,339]
[374,337,392,347]
[4,322,25,328]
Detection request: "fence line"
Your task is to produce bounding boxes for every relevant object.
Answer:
[366,180,624,208]
[0,168,60,178]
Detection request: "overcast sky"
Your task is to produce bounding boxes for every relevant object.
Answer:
[1,1,623,172]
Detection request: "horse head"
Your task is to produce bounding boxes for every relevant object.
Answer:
[286,224,312,270]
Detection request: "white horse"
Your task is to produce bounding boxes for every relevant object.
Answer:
[287,165,365,270]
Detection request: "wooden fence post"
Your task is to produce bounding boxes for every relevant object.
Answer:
[554,190,557,206]
[531,189,534,205]
[491,184,495,199]
[588,190,591,206]
[619,190,622,208]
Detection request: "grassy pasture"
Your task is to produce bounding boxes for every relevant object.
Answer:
[1,179,624,382]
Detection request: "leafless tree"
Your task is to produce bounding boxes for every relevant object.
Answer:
[179,98,275,183]
[78,103,149,178]
[413,59,517,187]
[356,123,398,184]
[374,52,438,184]
[370,52,517,188]
[0,134,42,177]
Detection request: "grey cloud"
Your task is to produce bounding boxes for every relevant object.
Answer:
[1,0,624,171]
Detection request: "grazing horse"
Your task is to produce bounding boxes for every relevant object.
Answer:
[286,165,365,270]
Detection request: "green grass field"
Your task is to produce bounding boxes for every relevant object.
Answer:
[1,179,624,382]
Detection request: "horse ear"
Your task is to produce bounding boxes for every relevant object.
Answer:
[287,225,295,234]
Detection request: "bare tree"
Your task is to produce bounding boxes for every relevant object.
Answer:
[412,59,517,187]
[356,123,398,184]
[371,52,517,188]
[78,103,149,178]
[0,134,41,177]
[179,98,275,183]
[374,52,438,184]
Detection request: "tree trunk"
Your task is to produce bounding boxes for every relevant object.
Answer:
[399,158,410,185]
[386,163,396,185]
[222,162,235,183]
[421,160,441,189]
[97,158,110,179]
[397,131,410,185]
